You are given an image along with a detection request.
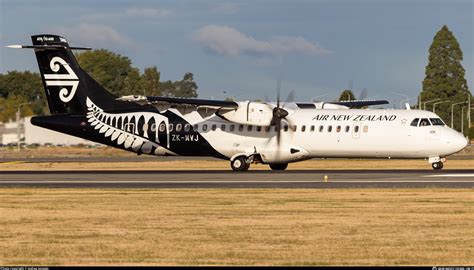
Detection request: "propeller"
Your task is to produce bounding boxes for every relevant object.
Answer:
[269,79,293,148]
[359,88,368,100]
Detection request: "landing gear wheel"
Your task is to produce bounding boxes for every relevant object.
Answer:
[231,156,250,171]
[432,162,444,170]
[269,163,288,170]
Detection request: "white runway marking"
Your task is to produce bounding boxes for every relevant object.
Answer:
[423,174,474,178]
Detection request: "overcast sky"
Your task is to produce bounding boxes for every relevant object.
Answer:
[0,0,472,105]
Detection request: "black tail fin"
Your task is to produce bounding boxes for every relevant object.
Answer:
[31,34,135,114]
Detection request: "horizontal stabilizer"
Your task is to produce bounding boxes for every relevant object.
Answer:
[6,44,92,50]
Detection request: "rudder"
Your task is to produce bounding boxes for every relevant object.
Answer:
[31,34,134,115]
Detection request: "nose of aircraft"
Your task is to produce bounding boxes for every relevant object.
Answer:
[450,131,469,153]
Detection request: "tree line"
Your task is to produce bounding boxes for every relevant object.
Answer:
[0,49,198,122]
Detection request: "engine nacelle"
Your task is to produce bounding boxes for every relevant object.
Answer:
[259,146,310,163]
[217,101,274,126]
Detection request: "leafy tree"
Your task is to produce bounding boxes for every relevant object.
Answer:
[0,71,47,119]
[0,71,43,100]
[338,89,355,101]
[173,72,198,98]
[142,66,161,96]
[419,25,471,133]
[123,67,145,95]
[159,73,198,98]
[159,80,176,97]
[0,94,34,122]
[76,49,141,97]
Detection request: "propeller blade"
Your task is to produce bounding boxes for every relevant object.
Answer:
[276,78,281,109]
[359,88,368,100]
[276,118,281,147]
[284,90,295,104]
[263,93,270,103]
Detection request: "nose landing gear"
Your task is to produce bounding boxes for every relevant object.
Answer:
[429,156,445,170]
[431,161,444,170]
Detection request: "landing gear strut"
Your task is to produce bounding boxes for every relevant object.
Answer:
[269,163,288,170]
[431,161,444,170]
[231,156,250,171]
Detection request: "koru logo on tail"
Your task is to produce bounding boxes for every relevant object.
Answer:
[44,57,79,103]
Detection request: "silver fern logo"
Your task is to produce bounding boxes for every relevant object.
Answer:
[86,97,175,155]
[44,56,79,103]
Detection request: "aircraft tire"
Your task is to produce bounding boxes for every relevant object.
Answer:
[269,163,288,170]
[431,162,443,170]
[231,156,250,171]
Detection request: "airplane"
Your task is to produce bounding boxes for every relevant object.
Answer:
[7,34,469,171]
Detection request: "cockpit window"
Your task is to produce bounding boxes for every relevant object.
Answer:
[430,118,445,126]
[410,118,419,127]
[419,118,431,126]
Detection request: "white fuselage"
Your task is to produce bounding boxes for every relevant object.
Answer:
[171,107,468,163]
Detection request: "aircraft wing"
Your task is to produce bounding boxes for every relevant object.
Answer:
[117,95,239,110]
[327,99,389,108]
[145,96,238,108]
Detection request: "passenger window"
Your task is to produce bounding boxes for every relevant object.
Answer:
[193,124,198,131]
[256,126,262,132]
[354,126,359,133]
[184,124,190,132]
[274,126,279,132]
[336,126,341,132]
[301,125,306,132]
[202,124,208,131]
[159,123,166,132]
[229,124,235,131]
[221,124,226,131]
[284,125,289,132]
[345,126,350,132]
[292,125,297,132]
[319,125,324,132]
[328,126,332,132]
[419,118,431,126]
[363,125,368,133]
[176,123,182,132]
[310,125,315,132]
[238,125,244,132]
[169,124,174,132]
[151,124,157,132]
[410,118,419,127]
[247,125,253,132]
[265,126,271,132]
[211,124,217,131]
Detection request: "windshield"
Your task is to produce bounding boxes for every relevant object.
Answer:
[430,118,445,126]
[419,118,431,126]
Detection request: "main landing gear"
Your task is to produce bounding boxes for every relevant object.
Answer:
[230,156,250,171]
[269,163,288,170]
[230,155,289,171]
